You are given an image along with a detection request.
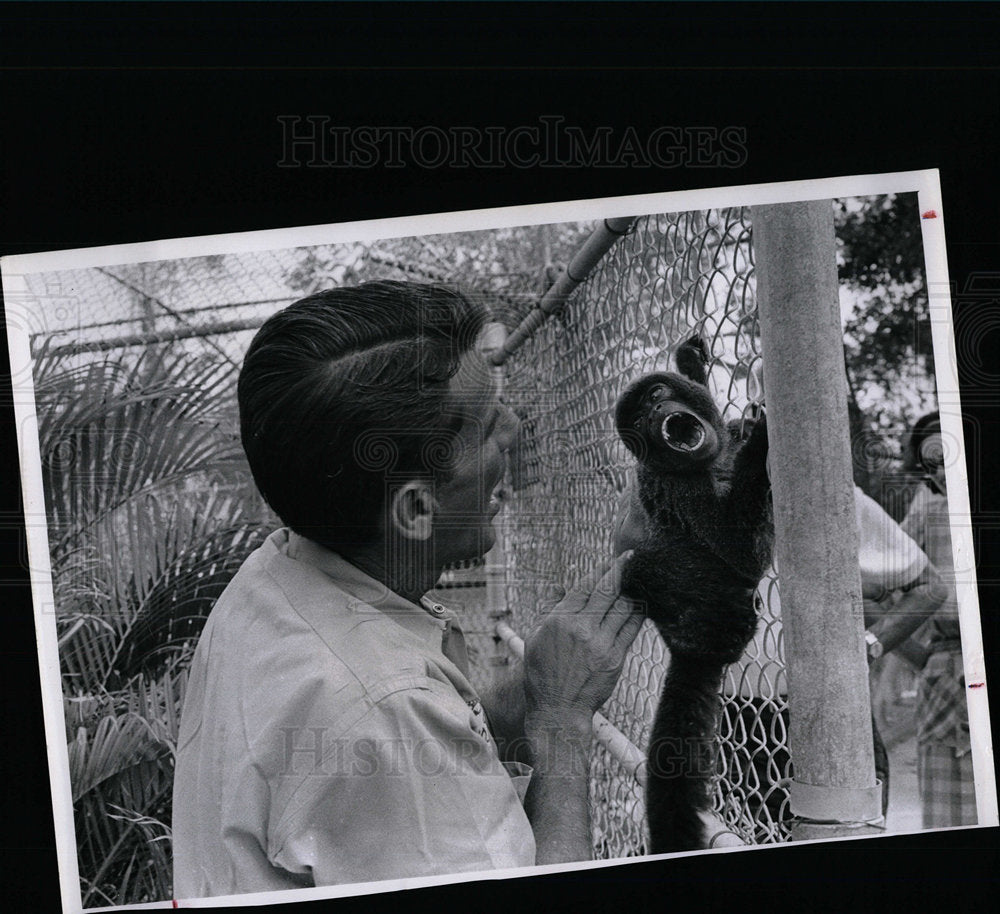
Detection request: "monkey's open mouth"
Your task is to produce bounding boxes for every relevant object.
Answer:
[661,411,707,452]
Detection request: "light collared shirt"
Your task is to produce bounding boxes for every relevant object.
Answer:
[729,486,930,699]
[855,485,928,592]
[172,529,535,899]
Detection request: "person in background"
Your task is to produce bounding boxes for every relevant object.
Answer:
[896,412,976,828]
[857,482,949,816]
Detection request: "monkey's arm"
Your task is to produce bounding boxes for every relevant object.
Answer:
[721,414,772,574]
[613,471,653,556]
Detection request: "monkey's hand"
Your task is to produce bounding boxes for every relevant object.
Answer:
[675,335,710,386]
[722,412,773,579]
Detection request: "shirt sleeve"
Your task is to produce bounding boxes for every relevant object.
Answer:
[267,676,536,886]
[855,485,928,591]
[901,485,963,643]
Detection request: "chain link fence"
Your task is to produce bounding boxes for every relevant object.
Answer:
[25,212,791,885]
[22,230,586,710]
[496,209,791,855]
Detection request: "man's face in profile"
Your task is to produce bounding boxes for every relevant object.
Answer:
[431,349,519,566]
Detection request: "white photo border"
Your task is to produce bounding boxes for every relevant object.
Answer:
[3,168,995,914]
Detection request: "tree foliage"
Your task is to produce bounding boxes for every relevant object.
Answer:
[834,194,937,511]
[35,340,271,905]
[836,193,936,434]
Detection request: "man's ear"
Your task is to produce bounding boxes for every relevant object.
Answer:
[389,481,436,541]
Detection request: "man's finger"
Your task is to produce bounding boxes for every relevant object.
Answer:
[558,558,615,612]
[571,557,616,596]
[601,592,642,629]
[580,553,632,614]
[611,600,646,648]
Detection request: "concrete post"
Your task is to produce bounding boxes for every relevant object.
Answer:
[752,200,883,839]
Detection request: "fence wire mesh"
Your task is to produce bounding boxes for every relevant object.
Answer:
[20,231,583,712]
[22,212,792,882]
[497,209,791,856]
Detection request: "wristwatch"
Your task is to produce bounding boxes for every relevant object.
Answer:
[865,630,884,661]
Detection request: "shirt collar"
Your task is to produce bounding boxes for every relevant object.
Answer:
[281,529,452,650]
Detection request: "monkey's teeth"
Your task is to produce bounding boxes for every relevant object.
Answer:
[662,413,707,451]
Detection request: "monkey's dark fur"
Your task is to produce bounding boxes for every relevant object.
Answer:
[615,336,773,853]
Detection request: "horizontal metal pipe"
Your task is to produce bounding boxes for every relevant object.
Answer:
[494,620,648,785]
[37,317,269,358]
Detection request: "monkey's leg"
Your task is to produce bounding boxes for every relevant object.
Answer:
[646,652,726,854]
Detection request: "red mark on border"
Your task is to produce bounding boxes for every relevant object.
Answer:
[969,682,985,689]
[922,210,938,219]
[172,902,179,910]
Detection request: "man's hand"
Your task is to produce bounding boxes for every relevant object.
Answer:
[613,476,650,556]
[521,554,644,865]
[523,554,644,730]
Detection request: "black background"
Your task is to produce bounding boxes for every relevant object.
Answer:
[2,2,998,911]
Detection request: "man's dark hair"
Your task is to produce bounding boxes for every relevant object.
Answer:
[904,411,941,473]
[238,281,487,552]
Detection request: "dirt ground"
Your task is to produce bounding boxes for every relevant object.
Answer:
[874,653,923,834]
[885,734,922,833]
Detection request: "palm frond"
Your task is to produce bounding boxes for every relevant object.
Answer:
[34,341,243,551]
[32,333,268,904]
[77,770,174,907]
[57,491,267,690]
[67,712,169,802]
[67,668,185,904]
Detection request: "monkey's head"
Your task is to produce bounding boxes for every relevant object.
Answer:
[615,372,725,474]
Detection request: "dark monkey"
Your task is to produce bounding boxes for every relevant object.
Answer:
[615,336,773,852]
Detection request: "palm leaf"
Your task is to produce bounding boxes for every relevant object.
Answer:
[34,341,243,553]
[67,712,168,802]
[56,492,267,691]
[77,768,174,906]
[67,666,186,904]
[32,333,269,903]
